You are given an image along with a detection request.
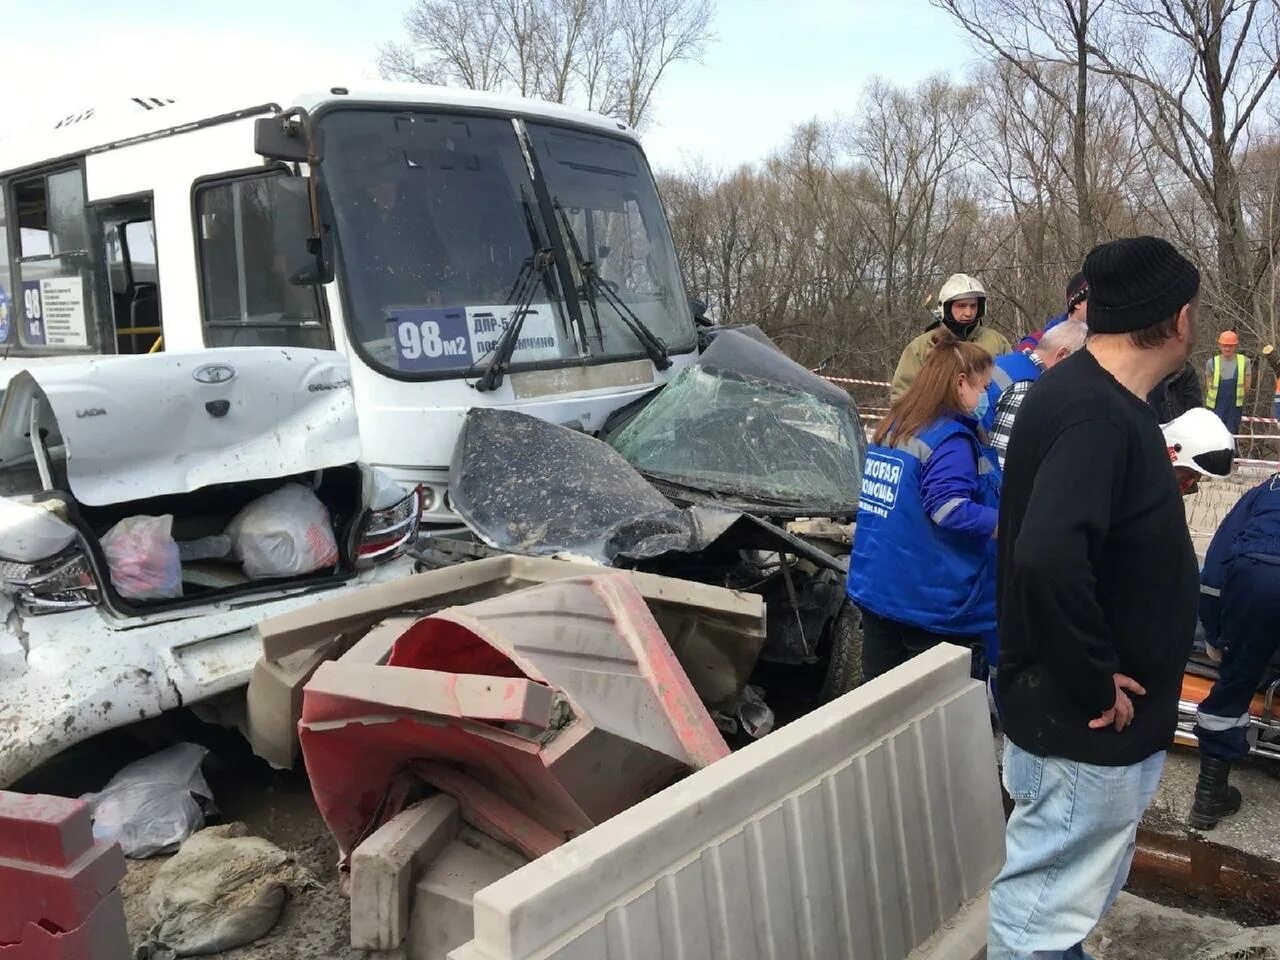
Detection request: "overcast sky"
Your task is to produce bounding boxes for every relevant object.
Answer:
[0,0,973,171]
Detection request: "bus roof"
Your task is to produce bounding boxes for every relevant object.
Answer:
[0,82,641,178]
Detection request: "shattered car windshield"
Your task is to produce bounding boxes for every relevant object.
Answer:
[607,365,864,511]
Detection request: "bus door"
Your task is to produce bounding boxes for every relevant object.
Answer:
[97,197,163,354]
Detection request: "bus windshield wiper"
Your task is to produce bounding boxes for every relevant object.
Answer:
[474,187,564,392]
[553,199,671,371]
[474,246,556,392]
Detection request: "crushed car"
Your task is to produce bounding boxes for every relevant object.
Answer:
[0,348,420,787]
[422,326,867,725]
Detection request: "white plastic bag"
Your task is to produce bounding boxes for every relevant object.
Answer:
[227,483,338,579]
[101,514,182,600]
[84,743,215,859]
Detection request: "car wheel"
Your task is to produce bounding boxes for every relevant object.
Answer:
[819,601,864,703]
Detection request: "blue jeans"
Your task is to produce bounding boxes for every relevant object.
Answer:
[988,739,1165,959]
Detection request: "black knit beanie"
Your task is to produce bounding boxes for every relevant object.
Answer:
[1082,236,1200,334]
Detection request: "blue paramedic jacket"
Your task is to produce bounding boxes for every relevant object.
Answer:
[847,414,1001,648]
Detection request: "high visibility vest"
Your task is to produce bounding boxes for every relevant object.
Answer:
[1206,354,1246,408]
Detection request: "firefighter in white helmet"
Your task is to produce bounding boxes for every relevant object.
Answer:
[891,273,1012,403]
[1163,406,1236,495]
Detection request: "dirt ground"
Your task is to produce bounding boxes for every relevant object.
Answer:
[120,764,361,960]
[114,757,1280,960]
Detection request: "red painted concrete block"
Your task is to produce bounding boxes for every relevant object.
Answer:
[0,840,126,944]
[0,793,93,869]
[0,889,131,960]
[0,790,127,957]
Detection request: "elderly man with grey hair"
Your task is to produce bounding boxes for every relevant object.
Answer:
[983,318,1089,467]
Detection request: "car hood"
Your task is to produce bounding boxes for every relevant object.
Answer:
[0,348,361,506]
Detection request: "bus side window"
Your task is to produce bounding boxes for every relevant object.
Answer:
[100,203,162,355]
[195,172,330,349]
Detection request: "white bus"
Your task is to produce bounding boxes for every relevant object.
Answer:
[0,85,699,519]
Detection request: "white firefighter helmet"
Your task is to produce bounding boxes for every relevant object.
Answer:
[1162,407,1235,478]
[938,273,986,320]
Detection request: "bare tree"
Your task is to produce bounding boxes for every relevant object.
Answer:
[614,0,713,128]
[379,0,510,90]
[932,0,1108,253]
[1085,0,1280,329]
[379,0,714,128]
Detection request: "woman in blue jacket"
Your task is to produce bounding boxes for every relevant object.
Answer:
[848,330,1000,681]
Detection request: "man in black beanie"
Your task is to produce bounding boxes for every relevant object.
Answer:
[988,236,1201,958]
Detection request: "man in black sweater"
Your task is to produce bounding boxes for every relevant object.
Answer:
[988,237,1201,959]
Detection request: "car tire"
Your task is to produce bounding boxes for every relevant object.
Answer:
[819,601,864,703]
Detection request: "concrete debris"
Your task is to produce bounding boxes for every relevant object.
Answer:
[247,554,762,769]
[351,795,460,951]
[298,574,730,862]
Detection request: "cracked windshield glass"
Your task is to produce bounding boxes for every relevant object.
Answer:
[609,365,864,510]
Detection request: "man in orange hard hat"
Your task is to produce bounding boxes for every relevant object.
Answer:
[1205,331,1250,434]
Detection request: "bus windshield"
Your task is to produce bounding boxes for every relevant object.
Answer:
[317,108,695,379]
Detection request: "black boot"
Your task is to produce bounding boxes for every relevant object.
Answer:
[1188,757,1243,830]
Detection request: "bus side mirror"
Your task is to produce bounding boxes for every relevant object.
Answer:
[255,115,324,163]
[269,177,334,286]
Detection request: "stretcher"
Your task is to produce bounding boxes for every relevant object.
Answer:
[1175,652,1280,761]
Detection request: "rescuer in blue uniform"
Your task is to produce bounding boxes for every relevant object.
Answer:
[848,329,1000,680]
[1189,465,1280,829]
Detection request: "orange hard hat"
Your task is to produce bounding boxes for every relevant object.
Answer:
[1218,330,1239,346]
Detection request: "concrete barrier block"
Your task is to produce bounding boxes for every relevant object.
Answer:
[0,791,127,960]
[351,795,462,950]
[309,662,554,726]
[408,834,525,960]
[451,645,1003,960]
[0,834,126,945]
[0,792,93,868]
[0,888,130,960]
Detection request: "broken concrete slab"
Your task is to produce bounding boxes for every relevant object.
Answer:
[393,575,730,771]
[388,575,731,823]
[351,795,461,951]
[449,645,1002,960]
[247,556,765,771]
[410,765,568,862]
[343,616,420,665]
[246,617,421,770]
[245,636,351,770]
[300,575,730,862]
[307,662,554,727]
